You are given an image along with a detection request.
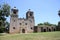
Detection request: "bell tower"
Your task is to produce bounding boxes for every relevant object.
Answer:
[9,7,19,33]
[26,9,35,32]
[26,9,34,19]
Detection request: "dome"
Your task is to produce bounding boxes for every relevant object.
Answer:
[11,7,18,12]
[26,9,33,14]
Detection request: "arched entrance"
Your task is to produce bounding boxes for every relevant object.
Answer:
[43,29,46,32]
[22,29,25,33]
[53,28,55,31]
[49,28,51,32]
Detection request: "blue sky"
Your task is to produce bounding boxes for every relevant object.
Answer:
[0,0,60,25]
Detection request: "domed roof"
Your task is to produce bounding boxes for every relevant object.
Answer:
[11,7,18,12]
[26,9,33,13]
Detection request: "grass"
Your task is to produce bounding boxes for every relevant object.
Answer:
[0,31,60,40]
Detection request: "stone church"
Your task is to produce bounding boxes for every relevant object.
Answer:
[9,7,35,33]
[9,7,57,34]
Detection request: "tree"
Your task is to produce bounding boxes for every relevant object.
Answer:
[0,3,10,33]
[38,23,43,25]
[57,10,60,31]
[44,22,49,25]
[38,22,56,26]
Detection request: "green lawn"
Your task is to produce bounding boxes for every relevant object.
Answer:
[0,31,60,40]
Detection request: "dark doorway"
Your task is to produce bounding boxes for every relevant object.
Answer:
[49,28,51,32]
[34,26,38,33]
[43,29,46,32]
[53,29,55,31]
[22,29,25,33]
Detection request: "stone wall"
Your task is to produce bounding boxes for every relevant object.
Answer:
[34,25,56,33]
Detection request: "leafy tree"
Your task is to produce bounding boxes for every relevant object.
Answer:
[44,22,49,25]
[38,23,43,25]
[38,22,56,26]
[0,3,10,33]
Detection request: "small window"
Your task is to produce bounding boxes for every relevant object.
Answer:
[31,27,32,29]
[13,27,15,29]
[20,23,22,25]
[25,23,27,25]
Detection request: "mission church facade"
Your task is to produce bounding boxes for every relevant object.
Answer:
[9,7,35,33]
[9,7,57,34]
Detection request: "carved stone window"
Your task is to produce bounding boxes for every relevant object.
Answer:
[13,10,16,14]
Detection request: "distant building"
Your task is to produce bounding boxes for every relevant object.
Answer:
[9,7,35,33]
